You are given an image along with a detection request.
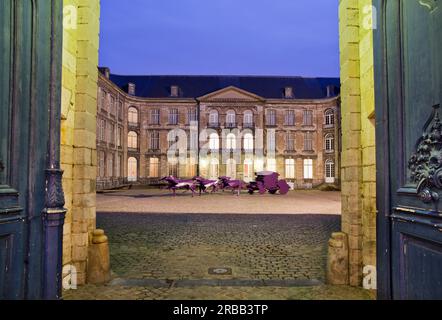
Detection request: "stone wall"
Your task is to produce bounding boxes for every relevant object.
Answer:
[61,0,101,285]
[334,0,376,287]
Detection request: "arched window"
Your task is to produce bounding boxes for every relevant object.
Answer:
[243,133,254,151]
[128,131,138,149]
[209,110,219,125]
[209,133,219,150]
[128,107,138,124]
[209,158,219,180]
[226,110,236,127]
[226,159,236,179]
[244,159,254,182]
[243,110,253,127]
[325,160,335,183]
[226,133,236,150]
[325,109,335,126]
[325,134,334,151]
[128,157,138,182]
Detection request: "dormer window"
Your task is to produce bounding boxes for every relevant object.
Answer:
[284,86,294,98]
[128,83,135,95]
[171,85,179,97]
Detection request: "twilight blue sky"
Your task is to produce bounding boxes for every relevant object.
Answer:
[99,0,339,77]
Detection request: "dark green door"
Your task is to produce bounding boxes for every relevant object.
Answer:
[375,0,442,299]
[0,1,65,299]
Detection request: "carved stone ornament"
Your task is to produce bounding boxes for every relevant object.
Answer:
[408,104,442,203]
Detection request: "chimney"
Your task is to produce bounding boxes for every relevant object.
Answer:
[98,67,110,79]
[128,83,135,95]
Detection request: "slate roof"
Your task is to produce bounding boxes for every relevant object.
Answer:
[106,73,340,100]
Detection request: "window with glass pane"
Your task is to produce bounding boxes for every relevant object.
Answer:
[303,110,313,126]
[325,160,335,178]
[128,131,138,149]
[287,132,295,151]
[188,109,197,124]
[285,159,295,178]
[325,134,334,151]
[266,110,276,126]
[99,151,105,177]
[169,109,178,125]
[325,109,335,126]
[244,133,254,151]
[128,107,138,124]
[151,109,160,125]
[150,131,160,150]
[304,132,313,151]
[209,133,219,150]
[108,154,114,177]
[285,110,295,126]
[244,111,253,126]
[304,159,313,179]
[149,158,159,177]
[226,133,236,150]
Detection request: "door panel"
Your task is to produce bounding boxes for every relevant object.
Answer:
[375,0,442,299]
[0,0,65,299]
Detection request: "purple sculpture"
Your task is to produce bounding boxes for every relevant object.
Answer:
[160,176,197,197]
[218,176,247,196]
[193,176,218,195]
[247,171,290,195]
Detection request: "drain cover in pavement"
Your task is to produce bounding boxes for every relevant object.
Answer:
[208,267,232,275]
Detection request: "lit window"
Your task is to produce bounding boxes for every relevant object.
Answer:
[267,158,276,172]
[209,158,219,180]
[226,159,236,179]
[285,159,295,179]
[244,159,254,182]
[209,133,219,150]
[244,133,254,151]
[128,157,137,182]
[304,159,313,179]
[226,133,236,150]
[128,107,138,124]
[149,158,159,178]
[128,131,138,149]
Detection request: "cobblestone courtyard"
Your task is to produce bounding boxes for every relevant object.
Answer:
[64,190,373,300]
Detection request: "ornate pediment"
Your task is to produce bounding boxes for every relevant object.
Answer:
[408,104,442,203]
[198,86,265,102]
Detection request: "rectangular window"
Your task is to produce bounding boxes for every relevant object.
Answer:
[115,154,121,177]
[107,154,113,177]
[266,110,276,126]
[110,124,115,145]
[187,109,197,124]
[151,109,160,125]
[99,151,105,177]
[149,158,159,177]
[150,131,160,150]
[168,162,179,177]
[169,109,179,125]
[267,158,277,172]
[285,110,295,126]
[100,90,106,111]
[186,158,196,177]
[303,110,313,126]
[118,101,123,119]
[285,159,295,179]
[110,96,115,115]
[117,127,122,147]
[287,132,295,151]
[99,119,105,141]
[304,159,313,179]
[304,132,313,151]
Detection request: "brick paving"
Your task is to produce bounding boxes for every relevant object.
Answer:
[64,190,373,300]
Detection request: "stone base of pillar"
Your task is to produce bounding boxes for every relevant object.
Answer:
[326,232,349,285]
[87,229,111,284]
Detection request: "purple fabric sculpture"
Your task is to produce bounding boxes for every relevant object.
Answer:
[160,176,197,197]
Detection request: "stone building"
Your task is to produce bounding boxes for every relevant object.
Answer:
[97,69,341,190]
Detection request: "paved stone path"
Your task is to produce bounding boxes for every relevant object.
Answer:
[96,189,341,215]
[64,208,374,300]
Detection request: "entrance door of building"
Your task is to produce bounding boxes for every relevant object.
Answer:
[0,1,65,299]
[375,0,442,299]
